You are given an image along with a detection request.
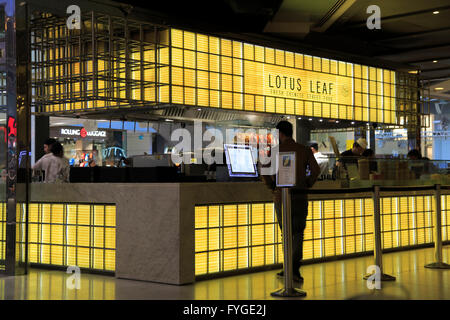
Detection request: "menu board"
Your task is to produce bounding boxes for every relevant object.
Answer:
[224,144,258,177]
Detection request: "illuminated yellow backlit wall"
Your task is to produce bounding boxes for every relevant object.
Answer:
[170,28,398,123]
[14,203,116,272]
[195,195,450,277]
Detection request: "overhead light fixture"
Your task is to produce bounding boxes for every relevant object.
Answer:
[319,119,323,122]
[298,117,302,120]
[408,70,419,74]
[336,121,339,123]
[165,119,174,122]
[434,87,444,91]
[351,121,355,125]
[197,108,201,111]
[433,60,438,63]
[433,11,439,14]
[286,116,290,119]
[308,118,312,121]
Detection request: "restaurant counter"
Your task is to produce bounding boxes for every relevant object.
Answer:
[3,181,450,285]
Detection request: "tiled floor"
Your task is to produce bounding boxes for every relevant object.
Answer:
[0,246,449,300]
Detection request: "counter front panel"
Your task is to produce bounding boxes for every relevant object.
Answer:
[194,194,449,278]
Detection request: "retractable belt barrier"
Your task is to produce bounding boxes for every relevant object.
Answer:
[425,185,450,269]
[271,183,449,297]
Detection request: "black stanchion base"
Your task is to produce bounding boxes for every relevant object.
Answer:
[271,287,307,298]
[425,262,450,269]
[363,273,396,281]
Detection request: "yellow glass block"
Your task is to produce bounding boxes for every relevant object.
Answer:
[93,227,104,248]
[77,226,90,247]
[206,229,219,251]
[264,244,275,264]
[234,205,247,226]
[51,245,63,265]
[237,248,249,269]
[324,219,335,238]
[41,224,50,244]
[66,226,77,247]
[105,206,116,227]
[105,228,115,249]
[294,53,303,69]
[29,224,39,244]
[275,49,285,65]
[208,251,220,273]
[295,100,304,115]
[251,204,265,225]
[29,243,38,263]
[93,206,104,227]
[313,240,322,258]
[195,229,207,252]
[41,204,51,224]
[335,237,344,255]
[223,249,237,271]
[303,240,313,260]
[237,226,248,248]
[345,236,355,254]
[198,89,209,107]
[67,246,76,266]
[41,244,51,264]
[251,246,264,267]
[52,225,64,245]
[251,225,264,246]
[265,48,274,64]
[221,38,232,57]
[77,205,90,225]
[93,248,104,270]
[205,206,219,228]
[324,238,335,256]
[305,101,313,116]
[223,205,237,226]
[224,227,237,249]
[29,204,39,223]
[313,56,321,72]
[195,252,207,275]
[171,86,183,104]
[104,250,115,271]
[255,96,264,112]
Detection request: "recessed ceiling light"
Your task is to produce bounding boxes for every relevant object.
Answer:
[298,117,302,120]
[434,87,444,91]
[336,121,339,123]
[309,118,312,121]
[433,11,439,14]
[319,119,323,122]
[433,60,438,63]
[351,121,355,125]
[286,116,290,119]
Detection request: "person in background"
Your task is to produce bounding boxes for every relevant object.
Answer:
[308,141,329,179]
[33,141,69,183]
[339,138,368,165]
[262,121,320,283]
[407,149,422,160]
[43,138,57,155]
[362,148,378,173]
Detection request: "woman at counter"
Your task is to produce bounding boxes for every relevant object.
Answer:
[33,141,70,183]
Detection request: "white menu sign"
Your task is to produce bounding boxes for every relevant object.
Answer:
[276,151,296,187]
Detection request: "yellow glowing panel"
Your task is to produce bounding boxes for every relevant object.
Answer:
[224,227,237,249]
[303,240,313,259]
[208,229,220,251]
[105,228,115,249]
[195,252,207,275]
[208,251,220,273]
[221,39,232,57]
[93,227,104,248]
[195,229,207,252]
[93,249,104,270]
[105,206,116,227]
[265,48,274,64]
[41,244,50,264]
[51,245,63,265]
[67,246,76,266]
[324,238,335,256]
[237,226,248,248]
[223,249,237,271]
[265,244,275,264]
[251,246,264,267]
[223,205,237,226]
[171,29,183,48]
[251,225,264,246]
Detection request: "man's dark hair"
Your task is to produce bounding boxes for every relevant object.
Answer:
[407,149,421,159]
[308,141,319,151]
[50,141,64,158]
[276,121,293,138]
[44,138,57,146]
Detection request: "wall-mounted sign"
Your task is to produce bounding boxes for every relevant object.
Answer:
[54,127,107,138]
[263,65,352,105]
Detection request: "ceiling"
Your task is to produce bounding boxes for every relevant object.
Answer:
[108,0,450,100]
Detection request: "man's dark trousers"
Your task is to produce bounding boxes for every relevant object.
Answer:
[274,192,308,276]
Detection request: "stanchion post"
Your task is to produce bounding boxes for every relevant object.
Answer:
[271,188,306,297]
[364,185,396,281]
[425,184,450,269]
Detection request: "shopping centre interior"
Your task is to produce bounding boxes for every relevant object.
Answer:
[0,0,450,302]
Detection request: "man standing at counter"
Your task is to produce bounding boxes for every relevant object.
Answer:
[262,121,320,282]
